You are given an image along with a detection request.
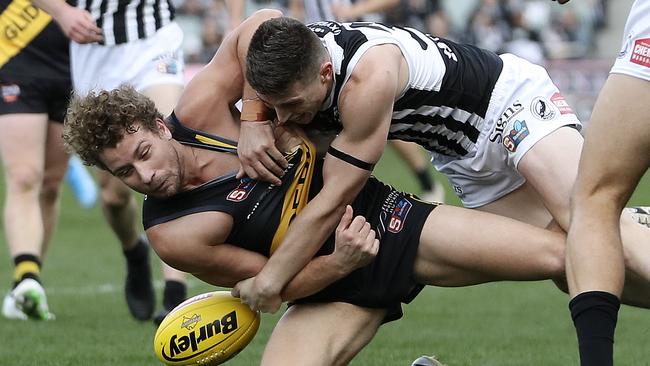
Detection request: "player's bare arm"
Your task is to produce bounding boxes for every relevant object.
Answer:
[233,10,288,185]
[32,0,103,43]
[174,9,282,134]
[146,205,377,302]
[235,44,404,313]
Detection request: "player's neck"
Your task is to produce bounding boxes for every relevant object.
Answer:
[182,145,239,187]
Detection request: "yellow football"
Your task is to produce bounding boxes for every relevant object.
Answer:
[153,291,260,365]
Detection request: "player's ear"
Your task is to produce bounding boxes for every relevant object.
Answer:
[156,118,172,139]
[320,61,333,83]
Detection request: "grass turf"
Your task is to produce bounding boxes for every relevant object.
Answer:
[0,144,649,365]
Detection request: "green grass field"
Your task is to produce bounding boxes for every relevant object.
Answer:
[0,145,649,366]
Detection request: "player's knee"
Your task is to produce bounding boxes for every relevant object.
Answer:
[100,187,133,208]
[543,233,566,280]
[540,239,567,293]
[5,164,43,193]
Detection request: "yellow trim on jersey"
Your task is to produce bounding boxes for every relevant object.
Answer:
[194,134,238,151]
[0,0,52,68]
[269,139,316,255]
[14,260,40,282]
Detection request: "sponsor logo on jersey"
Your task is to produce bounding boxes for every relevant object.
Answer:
[0,0,51,68]
[1,84,20,103]
[157,59,179,74]
[630,38,650,68]
[550,92,573,115]
[530,97,556,121]
[489,100,523,143]
[503,120,529,153]
[453,185,463,196]
[377,190,400,239]
[154,52,181,75]
[387,197,412,234]
[226,178,257,202]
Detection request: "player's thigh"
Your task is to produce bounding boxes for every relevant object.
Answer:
[477,181,554,228]
[517,126,583,229]
[413,204,565,286]
[575,74,650,204]
[0,113,49,183]
[261,302,385,366]
[140,83,183,116]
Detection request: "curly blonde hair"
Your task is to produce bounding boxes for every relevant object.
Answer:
[63,85,163,170]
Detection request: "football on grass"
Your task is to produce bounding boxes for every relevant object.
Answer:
[154,291,260,365]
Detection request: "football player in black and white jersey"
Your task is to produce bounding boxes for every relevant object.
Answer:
[238,17,650,314]
[32,0,188,323]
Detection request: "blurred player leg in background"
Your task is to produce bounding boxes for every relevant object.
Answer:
[0,8,71,320]
[0,113,68,321]
[391,140,445,203]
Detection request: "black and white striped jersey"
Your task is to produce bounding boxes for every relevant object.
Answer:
[69,0,175,46]
[308,21,503,158]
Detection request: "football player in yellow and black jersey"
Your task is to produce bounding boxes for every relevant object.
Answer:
[0,0,70,320]
[59,13,583,364]
[65,84,572,365]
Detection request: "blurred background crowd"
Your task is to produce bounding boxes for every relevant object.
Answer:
[174,0,608,65]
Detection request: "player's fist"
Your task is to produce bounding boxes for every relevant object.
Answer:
[332,205,379,272]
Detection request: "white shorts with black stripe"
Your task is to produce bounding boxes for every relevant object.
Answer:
[71,22,184,95]
[611,0,650,82]
[430,54,582,208]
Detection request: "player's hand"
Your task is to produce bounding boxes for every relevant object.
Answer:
[231,276,283,314]
[54,6,103,44]
[332,205,380,272]
[236,121,288,186]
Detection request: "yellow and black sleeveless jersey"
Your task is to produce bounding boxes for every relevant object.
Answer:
[143,113,438,322]
[0,0,69,79]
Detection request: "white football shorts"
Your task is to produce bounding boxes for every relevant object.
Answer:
[431,53,582,208]
[611,0,650,82]
[71,22,185,94]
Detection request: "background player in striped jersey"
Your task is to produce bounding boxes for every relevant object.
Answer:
[237,16,650,313]
[32,0,188,323]
[0,0,70,320]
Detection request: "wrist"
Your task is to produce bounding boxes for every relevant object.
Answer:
[48,1,70,20]
[255,274,282,295]
[241,98,269,122]
[325,253,351,278]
